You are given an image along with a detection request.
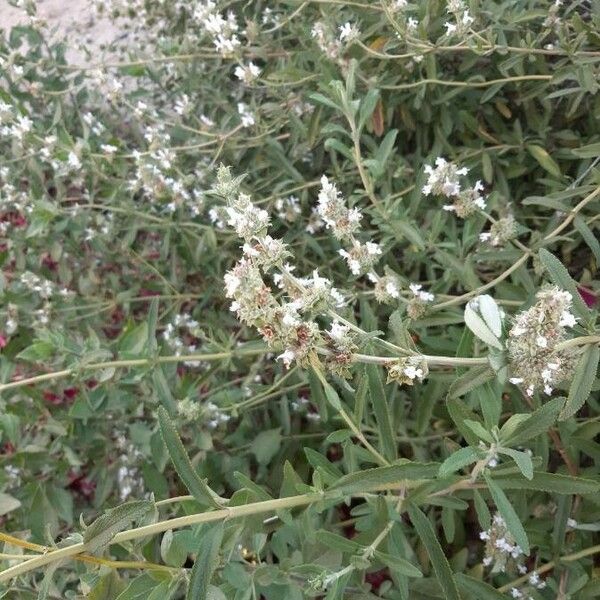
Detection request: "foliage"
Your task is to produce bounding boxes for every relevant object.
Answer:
[0,0,599,598]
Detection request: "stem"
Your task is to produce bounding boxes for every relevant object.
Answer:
[498,544,600,593]
[0,347,267,393]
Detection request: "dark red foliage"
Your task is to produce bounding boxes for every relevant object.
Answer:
[365,568,391,592]
[578,285,598,308]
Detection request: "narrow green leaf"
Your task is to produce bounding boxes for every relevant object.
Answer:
[455,573,506,599]
[366,363,397,462]
[464,420,494,443]
[83,500,153,554]
[319,530,364,554]
[439,447,479,478]
[305,448,344,484]
[560,345,600,420]
[152,366,176,415]
[353,365,368,424]
[538,248,591,321]
[358,88,380,131]
[498,448,534,480]
[500,397,564,445]
[527,144,561,177]
[491,471,599,495]
[571,142,600,158]
[448,365,496,399]
[157,407,222,508]
[374,550,422,578]
[330,462,439,495]
[446,398,484,446]
[574,216,600,264]
[187,522,224,600]
[484,473,529,554]
[407,504,461,600]
[308,92,340,111]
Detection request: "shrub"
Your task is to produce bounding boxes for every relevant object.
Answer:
[0,0,599,598]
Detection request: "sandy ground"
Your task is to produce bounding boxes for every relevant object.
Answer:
[1,0,124,63]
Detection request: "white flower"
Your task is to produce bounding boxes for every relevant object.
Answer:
[339,22,359,42]
[407,17,418,31]
[444,21,457,35]
[238,103,256,127]
[409,283,434,302]
[234,61,261,84]
[559,311,577,327]
[277,349,295,368]
[100,144,118,154]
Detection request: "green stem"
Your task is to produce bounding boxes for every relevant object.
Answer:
[0,348,266,393]
[498,544,600,593]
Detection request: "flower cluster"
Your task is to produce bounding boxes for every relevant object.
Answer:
[234,62,261,84]
[317,176,382,276]
[422,157,486,217]
[480,513,525,573]
[219,167,345,370]
[192,1,242,57]
[444,0,474,37]
[479,215,517,247]
[507,286,577,396]
[406,283,435,319]
[386,356,429,385]
[509,569,547,599]
[162,313,204,366]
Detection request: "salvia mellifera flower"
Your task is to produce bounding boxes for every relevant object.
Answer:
[507,286,577,396]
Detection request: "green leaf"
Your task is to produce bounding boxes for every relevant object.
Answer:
[500,397,564,445]
[406,504,461,600]
[157,407,222,508]
[118,322,149,356]
[574,216,600,264]
[366,363,397,462]
[152,366,176,415]
[187,522,225,600]
[464,302,503,349]
[146,298,159,354]
[439,447,479,478]
[250,428,282,466]
[498,448,533,480]
[304,448,343,484]
[455,573,506,599]
[560,345,600,421]
[358,88,380,131]
[308,92,340,111]
[330,462,439,495]
[570,142,600,158]
[491,472,599,495]
[353,366,368,424]
[446,398,484,446]
[527,144,561,177]
[374,550,422,578]
[464,420,494,443]
[83,500,153,554]
[116,574,161,600]
[448,365,496,399]
[484,473,529,554]
[16,341,54,362]
[0,492,21,516]
[318,530,364,554]
[538,248,592,322]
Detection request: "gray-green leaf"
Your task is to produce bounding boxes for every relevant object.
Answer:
[157,407,222,508]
